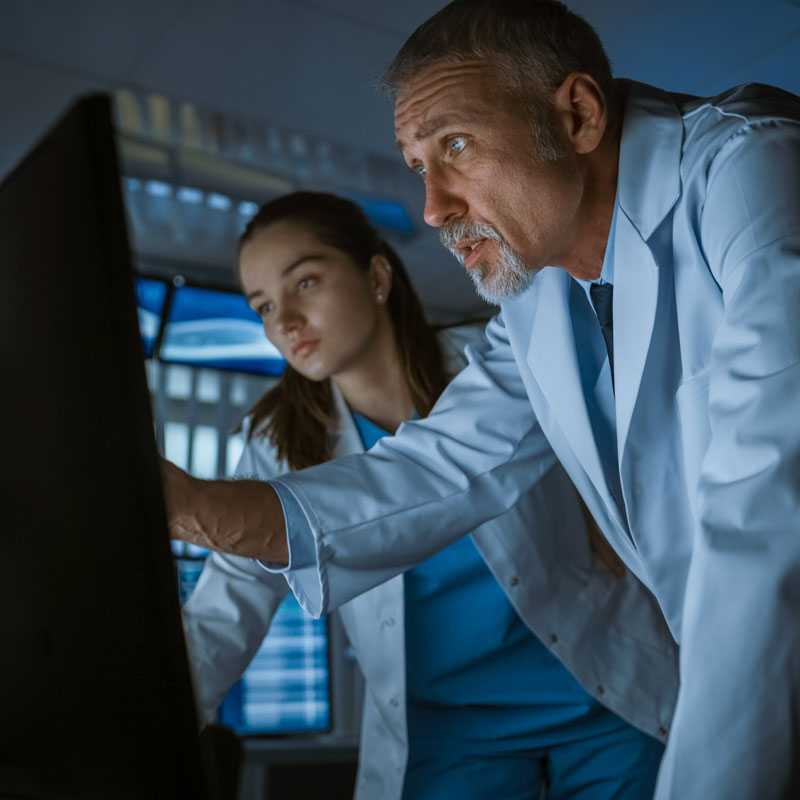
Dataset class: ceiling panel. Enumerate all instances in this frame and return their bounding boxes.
[0,52,106,180]
[0,0,189,79]
[301,0,446,37]
[126,0,406,156]
[4,0,799,168]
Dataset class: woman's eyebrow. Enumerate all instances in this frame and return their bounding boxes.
[281,254,324,277]
[246,254,324,303]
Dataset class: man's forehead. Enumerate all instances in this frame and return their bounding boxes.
[393,59,499,147]
[394,59,492,115]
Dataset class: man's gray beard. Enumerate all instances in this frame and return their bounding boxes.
[440,221,536,305]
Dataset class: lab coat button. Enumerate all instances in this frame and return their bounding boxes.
[390,696,399,708]
[549,633,558,644]
[597,685,605,695]
[509,576,519,587]
[383,617,395,627]
[658,726,668,737]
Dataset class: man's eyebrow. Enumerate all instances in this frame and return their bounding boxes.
[245,255,323,302]
[395,113,462,152]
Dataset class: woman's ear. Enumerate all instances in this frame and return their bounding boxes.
[369,254,393,303]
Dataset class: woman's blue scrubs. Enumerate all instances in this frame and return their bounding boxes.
[352,411,663,800]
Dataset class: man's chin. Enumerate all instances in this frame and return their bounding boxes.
[469,262,537,305]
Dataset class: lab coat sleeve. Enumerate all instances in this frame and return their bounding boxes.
[273,312,557,617]
[655,119,800,798]
[182,434,291,723]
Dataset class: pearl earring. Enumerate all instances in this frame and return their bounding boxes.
[376,293,384,302]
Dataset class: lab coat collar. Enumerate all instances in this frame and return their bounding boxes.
[615,80,683,241]
[612,81,682,457]
[329,382,366,458]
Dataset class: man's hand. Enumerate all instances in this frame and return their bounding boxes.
[160,458,289,565]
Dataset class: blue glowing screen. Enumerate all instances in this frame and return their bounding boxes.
[218,593,330,735]
[134,277,168,358]
[348,194,415,235]
[159,285,286,376]
[175,558,330,736]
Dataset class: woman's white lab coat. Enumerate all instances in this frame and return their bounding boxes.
[182,327,678,800]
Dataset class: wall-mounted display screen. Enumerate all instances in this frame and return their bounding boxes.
[159,284,286,376]
[171,555,330,736]
[218,594,331,736]
[134,276,169,358]
[349,194,414,235]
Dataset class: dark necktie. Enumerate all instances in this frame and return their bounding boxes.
[590,281,614,388]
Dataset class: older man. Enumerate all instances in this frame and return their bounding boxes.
[165,1,800,797]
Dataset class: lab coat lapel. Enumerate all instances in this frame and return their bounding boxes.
[613,80,683,459]
[612,213,659,453]
[527,269,620,520]
[330,384,365,457]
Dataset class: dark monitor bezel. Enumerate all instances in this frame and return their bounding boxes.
[0,93,219,799]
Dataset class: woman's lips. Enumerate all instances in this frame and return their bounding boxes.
[292,339,319,358]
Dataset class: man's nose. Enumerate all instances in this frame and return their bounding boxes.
[422,167,467,228]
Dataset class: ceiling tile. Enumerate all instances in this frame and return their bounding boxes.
[0,0,190,79]
[0,52,109,180]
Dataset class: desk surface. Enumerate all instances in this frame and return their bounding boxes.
[241,735,359,765]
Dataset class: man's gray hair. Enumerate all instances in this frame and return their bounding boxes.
[381,0,615,160]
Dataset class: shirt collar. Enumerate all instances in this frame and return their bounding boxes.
[573,197,618,302]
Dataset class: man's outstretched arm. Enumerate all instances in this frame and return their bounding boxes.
[161,459,289,565]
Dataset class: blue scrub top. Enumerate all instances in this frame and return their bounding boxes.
[351,410,600,746]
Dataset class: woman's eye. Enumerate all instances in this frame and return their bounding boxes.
[256,301,273,317]
[298,276,316,290]
[448,136,467,155]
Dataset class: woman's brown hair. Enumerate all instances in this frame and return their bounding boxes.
[238,191,448,470]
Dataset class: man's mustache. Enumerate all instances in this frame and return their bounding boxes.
[439,220,506,259]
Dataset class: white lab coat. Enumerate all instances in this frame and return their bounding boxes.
[272,82,800,799]
[183,328,678,800]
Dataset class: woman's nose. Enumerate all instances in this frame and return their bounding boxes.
[274,302,304,336]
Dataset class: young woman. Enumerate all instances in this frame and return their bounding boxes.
[182,192,673,800]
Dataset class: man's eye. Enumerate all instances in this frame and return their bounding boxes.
[413,163,427,181]
[256,302,273,317]
[448,136,467,155]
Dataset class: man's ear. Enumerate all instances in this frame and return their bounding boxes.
[553,71,608,155]
[369,254,393,303]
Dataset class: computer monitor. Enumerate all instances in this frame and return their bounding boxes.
[0,95,220,799]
